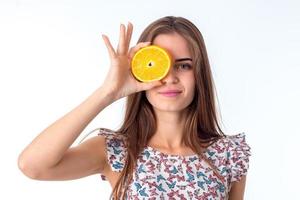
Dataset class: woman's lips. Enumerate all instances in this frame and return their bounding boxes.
[159,91,182,97]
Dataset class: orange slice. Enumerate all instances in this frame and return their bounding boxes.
[131,45,171,82]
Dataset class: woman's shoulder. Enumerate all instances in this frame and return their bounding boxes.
[223,132,251,156]
[214,132,252,182]
[97,128,127,146]
[97,128,127,175]
[208,132,251,152]
[97,127,127,156]
[97,127,125,139]
[222,132,249,145]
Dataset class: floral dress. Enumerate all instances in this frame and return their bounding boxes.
[97,128,251,200]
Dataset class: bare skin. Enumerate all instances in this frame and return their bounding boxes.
[17,22,162,180]
[145,32,248,199]
[146,32,195,151]
[18,22,247,199]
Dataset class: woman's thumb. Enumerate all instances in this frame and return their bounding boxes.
[141,80,163,91]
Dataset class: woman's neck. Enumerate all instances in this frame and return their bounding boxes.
[150,110,187,149]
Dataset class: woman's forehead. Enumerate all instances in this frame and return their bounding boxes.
[152,33,192,60]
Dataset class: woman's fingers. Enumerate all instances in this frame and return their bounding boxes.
[117,24,126,55]
[102,34,116,58]
[103,22,134,58]
[137,80,163,92]
[128,42,151,59]
[125,22,133,53]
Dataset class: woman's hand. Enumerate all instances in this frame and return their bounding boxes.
[100,22,162,100]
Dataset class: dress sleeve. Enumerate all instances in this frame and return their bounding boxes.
[226,132,251,182]
[97,128,127,181]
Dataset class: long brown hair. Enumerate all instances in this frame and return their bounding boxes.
[109,16,226,199]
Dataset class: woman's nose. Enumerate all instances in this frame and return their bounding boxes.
[160,66,179,84]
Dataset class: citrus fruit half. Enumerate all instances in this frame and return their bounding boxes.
[131,45,171,82]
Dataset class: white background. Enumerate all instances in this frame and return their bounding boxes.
[1,0,299,199]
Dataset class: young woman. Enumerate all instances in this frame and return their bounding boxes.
[18,16,251,200]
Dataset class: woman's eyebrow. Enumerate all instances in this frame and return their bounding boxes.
[175,58,193,62]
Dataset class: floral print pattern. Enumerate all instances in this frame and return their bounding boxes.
[98,128,251,199]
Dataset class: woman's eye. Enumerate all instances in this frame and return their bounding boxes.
[176,63,192,70]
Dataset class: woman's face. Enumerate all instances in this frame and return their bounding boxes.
[145,32,195,113]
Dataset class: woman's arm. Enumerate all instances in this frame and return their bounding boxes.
[228,175,247,200]
[18,22,162,180]
[18,86,115,179]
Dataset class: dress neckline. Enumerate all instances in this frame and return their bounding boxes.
[144,145,199,159]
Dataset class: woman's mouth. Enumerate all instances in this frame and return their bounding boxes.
[159,91,182,97]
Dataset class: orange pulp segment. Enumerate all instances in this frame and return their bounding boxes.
[131,45,171,82]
